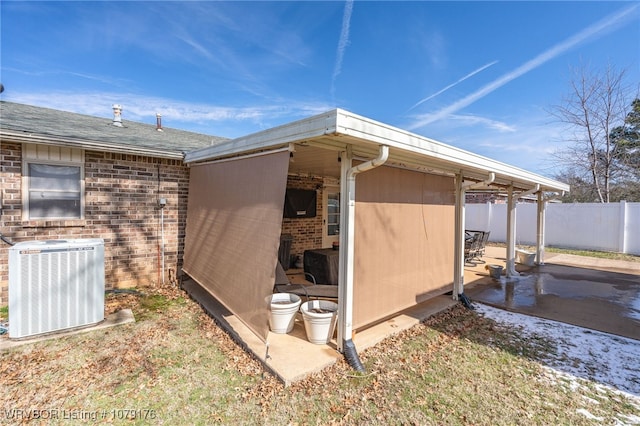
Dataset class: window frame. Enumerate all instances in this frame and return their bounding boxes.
[22,145,85,221]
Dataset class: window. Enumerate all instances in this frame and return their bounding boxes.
[327,192,340,236]
[23,144,84,220]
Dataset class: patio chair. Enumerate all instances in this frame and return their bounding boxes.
[477,231,490,259]
[464,230,483,265]
[273,262,339,300]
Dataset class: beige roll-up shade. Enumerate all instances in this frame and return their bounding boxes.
[183,150,290,342]
[353,166,455,329]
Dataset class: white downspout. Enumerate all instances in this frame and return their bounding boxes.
[338,145,389,358]
[462,172,496,191]
[518,184,540,201]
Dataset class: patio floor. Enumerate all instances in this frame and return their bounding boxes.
[181,245,640,385]
[465,246,640,341]
[180,278,459,386]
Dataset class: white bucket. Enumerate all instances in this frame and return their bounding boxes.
[268,293,302,334]
[487,264,503,279]
[300,300,338,344]
[516,249,536,266]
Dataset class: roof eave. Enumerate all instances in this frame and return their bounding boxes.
[183,108,569,194]
[1,130,186,160]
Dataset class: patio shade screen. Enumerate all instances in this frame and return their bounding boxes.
[183,150,290,342]
[353,167,455,329]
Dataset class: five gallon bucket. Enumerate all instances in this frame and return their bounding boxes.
[487,264,503,279]
[268,293,302,334]
[300,300,338,344]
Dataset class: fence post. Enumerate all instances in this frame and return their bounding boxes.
[618,200,627,254]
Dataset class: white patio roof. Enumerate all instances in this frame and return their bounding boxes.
[185,108,569,193]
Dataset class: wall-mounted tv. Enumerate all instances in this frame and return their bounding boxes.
[283,188,317,218]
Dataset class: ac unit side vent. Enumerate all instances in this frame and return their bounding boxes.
[9,239,105,339]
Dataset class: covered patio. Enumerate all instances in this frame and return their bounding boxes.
[181,109,569,380]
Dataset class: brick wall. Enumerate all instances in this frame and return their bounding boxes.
[0,142,190,305]
[280,175,324,266]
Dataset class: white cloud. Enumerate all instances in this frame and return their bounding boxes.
[409,61,499,111]
[408,3,640,131]
[331,0,354,99]
[442,114,516,133]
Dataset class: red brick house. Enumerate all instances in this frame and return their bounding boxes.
[0,101,227,305]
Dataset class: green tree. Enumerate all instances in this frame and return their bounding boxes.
[611,98,640,177]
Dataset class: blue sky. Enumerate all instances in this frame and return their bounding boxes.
[1,1,639,176]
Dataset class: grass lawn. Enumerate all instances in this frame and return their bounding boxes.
[1,286,638,425]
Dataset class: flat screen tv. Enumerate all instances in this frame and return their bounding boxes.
[283,188,317,218]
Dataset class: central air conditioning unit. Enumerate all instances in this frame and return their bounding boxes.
[8,239,105,339]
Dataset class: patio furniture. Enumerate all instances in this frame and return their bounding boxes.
[465,230,489,264]
[273,262,338,300]
[303,248,340,285]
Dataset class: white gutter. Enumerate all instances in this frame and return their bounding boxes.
[338,145,389,364]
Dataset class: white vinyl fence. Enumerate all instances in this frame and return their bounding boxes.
[465,201,640,255]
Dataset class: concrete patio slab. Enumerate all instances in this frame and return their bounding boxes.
[181,278,457,386]
[465,246,640,341]
[0,309,135,351]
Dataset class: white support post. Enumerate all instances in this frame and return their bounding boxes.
[453,173,465,300]
[506,185,519,277]
[619,200,628,254]
[536,191,546,265]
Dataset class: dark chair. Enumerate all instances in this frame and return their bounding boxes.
[273,262,338,300]
[478,231,490,258]
[464,230,490,264]
[464,230,483,264]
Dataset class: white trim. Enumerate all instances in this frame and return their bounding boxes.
[22,144,85,221]
[188,146,291,167]
[322,184,341,248]
[3,131,185,159]
[184,109,569,193]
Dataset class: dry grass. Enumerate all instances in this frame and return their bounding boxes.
[1,286,638,425]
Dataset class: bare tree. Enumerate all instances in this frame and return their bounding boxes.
[550,63,633,203]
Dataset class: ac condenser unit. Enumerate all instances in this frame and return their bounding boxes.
[9,239,105,339]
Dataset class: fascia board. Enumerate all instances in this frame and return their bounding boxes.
[184,110,340,164]
[182,107,569,193]
[334,110,570,193]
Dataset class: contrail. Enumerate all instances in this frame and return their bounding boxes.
[409,60,498,111]
[331,0,354,100]
[409,3,639,130]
